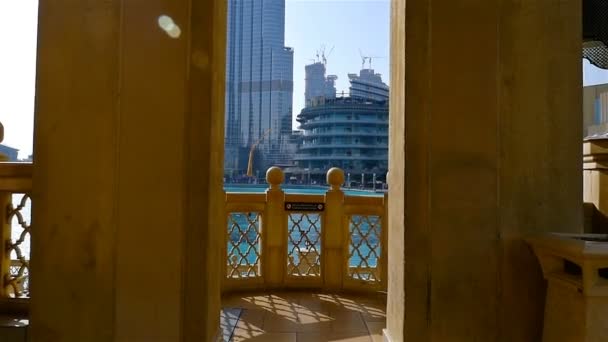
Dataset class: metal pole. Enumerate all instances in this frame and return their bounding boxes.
[373,173,376,191]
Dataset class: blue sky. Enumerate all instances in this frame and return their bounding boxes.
[584,59,608,86]
[0,1,38,158]
[1,0,608,158]
[285,0,391,124]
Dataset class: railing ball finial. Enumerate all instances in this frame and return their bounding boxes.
[327,167,345,190]
[266,166,284,190]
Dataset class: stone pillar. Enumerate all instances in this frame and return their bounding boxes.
[324,168,345,291]
[30,0,225,341]
[387,1,582,341]
[0,153,9,299]
[264,167,286,288]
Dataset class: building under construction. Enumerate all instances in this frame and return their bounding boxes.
[290,65,389,186]
[304,62,337,107]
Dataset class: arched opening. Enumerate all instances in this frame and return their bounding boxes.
[219,1,391,340]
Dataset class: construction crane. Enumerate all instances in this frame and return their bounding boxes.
[321,45,334,65]
[308,45,336,65]
[246,128,271,177]
[359,49,386,69]
[359,49,368,69]
[366,56,386,69]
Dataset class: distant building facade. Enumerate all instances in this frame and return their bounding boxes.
[0,144,19,161]
[293,67,389,184]
[348,69,390,102]
[584,83,608,138]
[224,0,294,175]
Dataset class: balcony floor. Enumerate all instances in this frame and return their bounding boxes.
[220,292,386,342]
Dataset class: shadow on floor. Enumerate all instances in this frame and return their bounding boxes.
[220,292,386,342]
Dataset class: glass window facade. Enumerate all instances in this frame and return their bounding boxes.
[225,0,294,174]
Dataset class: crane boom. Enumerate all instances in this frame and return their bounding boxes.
[247,128,271,177]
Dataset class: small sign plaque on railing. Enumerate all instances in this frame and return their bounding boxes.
[285,202,325,212]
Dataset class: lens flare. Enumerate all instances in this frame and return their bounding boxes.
[158,15,181,39]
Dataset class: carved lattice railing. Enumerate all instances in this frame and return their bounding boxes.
[0,162,33,307]
[222,167,387,293]
[6,194,31,297]
[224,193,266,289]
[226,212,262,279]
[343,195,387,288]
[347,215,382,283]
[287,212,322,278]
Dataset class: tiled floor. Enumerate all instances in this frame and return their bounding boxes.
[220,292,386,342]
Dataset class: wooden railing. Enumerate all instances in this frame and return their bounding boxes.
[0,159,32,314]
[222,167,388,293]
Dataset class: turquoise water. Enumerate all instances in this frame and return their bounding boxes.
[227,212,381,273]
[224,184,384,197]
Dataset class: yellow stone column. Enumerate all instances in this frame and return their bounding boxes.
[387,0,582,341]
[264,167,286,288]
[30,0,225,341]
[0,152,9,299]
[381,191,388,288]
[323,168,345,291]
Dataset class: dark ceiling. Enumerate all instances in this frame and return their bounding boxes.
[583,0,608,69]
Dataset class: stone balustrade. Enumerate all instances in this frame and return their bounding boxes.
[0,160,387,317]
[223,167,388,293]
[0,123,32,317]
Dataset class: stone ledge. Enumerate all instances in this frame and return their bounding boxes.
[583,139,608,157]
[0,315,28,342]
[383,328,393,342]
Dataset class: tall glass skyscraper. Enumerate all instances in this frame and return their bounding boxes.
[225,0,294,175]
